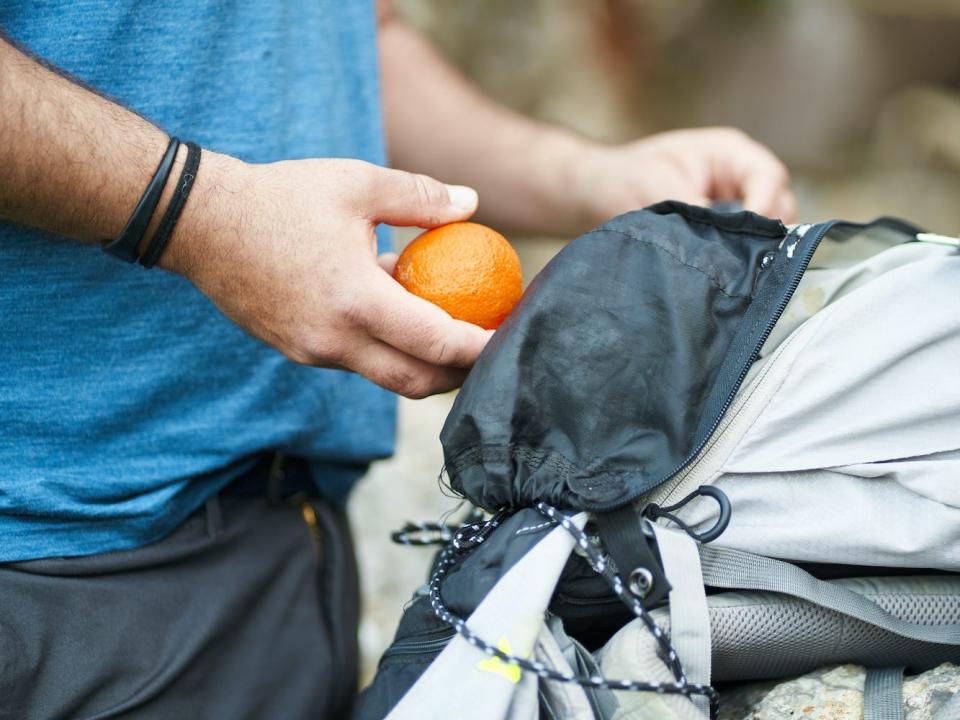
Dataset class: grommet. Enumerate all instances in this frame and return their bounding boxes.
[628,567,654,598]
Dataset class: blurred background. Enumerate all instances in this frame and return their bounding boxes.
[349,0,960,682]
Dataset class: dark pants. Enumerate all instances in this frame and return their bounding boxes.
[0,470,360,720]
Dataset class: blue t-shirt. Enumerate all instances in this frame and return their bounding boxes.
[0,1,396,561]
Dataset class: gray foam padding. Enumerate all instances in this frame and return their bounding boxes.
[650,576,960,681]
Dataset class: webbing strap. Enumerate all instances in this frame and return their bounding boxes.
[652,525,712,717]
[863,667,904,720]
[699,545,960,645]
[595,506,671,607]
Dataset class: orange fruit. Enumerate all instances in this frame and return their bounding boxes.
[394,222,523,330]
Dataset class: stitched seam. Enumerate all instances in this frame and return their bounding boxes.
[670,215,785,238]
[583,227,756,299]
[629,209,787,238]
[446,443,639,488]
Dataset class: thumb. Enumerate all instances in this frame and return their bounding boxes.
[365,167,478,227]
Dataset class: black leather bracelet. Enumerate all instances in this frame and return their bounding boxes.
[139,142,201,269]
[102,136,180,263]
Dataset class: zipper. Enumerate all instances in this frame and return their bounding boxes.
[650,217,930,510]
[552,591,619,607]
[299,499,353,718]
[551,591,624,619]
[650,222,830,493]
[649,310,820,509]
[380,631,455,660]
[300,499,324,562]
[607,221,834,511]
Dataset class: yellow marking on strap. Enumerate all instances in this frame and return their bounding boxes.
[477,636,522,684]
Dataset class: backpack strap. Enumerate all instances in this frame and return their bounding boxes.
[651,524,712,717]
[699,545,960,645]
[594,507,671,607]
[863,667,905,720]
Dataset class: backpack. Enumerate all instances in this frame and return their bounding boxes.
[355,202,960,720]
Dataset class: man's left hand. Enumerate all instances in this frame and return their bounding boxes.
[569,127,797,226]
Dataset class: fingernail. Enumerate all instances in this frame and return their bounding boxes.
[445,185,478,213]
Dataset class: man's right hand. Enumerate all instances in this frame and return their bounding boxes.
[162,154,491,398]
[0,35,490,399]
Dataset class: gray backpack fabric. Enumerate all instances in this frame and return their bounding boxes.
[356,204,960,720]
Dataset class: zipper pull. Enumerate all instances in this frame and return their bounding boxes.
[780,224,812,259]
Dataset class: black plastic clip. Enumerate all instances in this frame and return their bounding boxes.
[644,485,731,544]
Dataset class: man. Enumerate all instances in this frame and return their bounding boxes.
[0,1,795,718]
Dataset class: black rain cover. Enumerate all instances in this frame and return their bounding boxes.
[440,201,793,512]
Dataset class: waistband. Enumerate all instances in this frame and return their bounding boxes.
[222,453,315,502]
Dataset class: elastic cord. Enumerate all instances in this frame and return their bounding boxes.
[102,137,180,263]
[140,142,201,269]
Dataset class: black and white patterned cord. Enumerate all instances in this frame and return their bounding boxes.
[426,501,720,718]
[391,507,486,547]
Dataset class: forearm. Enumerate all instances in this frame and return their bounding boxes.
[379,18,596,236]
[0,35,189,249]
[0,31,494,397]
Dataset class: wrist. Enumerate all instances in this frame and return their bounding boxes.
[561,141,623,232]
[157,149,251,278]
[531,130,612,236]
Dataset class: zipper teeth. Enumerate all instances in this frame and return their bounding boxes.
[655,309,814,508]
[654,353,773,507]
[609,222,832,511]
[553,592,621,607]
[381,633,455,658]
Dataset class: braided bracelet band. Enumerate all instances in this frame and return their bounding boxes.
[102,136,180,263]
[139,142,201,269]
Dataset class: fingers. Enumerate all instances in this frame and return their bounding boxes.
[715,130,795,220]
[360,272,492,367]
[671,191,712,210]
[776,189,799,224]
[741,164,793,219]
[344,336,469,398]
[335,271,488,397]
[363,166,478,228]
[289,266,488,396]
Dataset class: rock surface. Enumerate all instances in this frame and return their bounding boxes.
[719,664,960,720]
